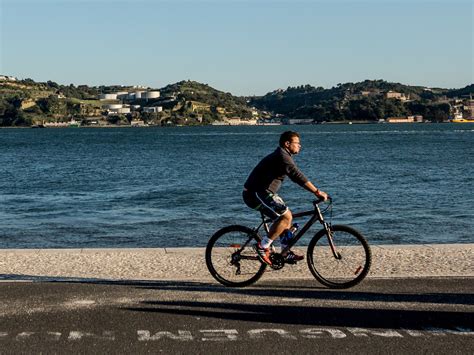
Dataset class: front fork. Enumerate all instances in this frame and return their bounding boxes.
[323,222,341,260]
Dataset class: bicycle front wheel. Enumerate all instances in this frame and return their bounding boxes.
[206,225,266,287]
[307,225,371,289]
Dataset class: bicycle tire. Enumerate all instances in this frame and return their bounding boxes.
[307,225,371,289]
[206,225,267,287]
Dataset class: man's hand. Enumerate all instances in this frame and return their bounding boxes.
[304,181,329,201]
[315,189,329,201]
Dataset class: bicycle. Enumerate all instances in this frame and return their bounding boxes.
[205,198,371,289]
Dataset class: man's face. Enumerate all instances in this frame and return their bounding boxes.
[286,137,301,155]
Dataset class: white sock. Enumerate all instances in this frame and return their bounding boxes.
[260,237,273,249]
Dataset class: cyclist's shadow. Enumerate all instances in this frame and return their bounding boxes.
[123,279,473,330]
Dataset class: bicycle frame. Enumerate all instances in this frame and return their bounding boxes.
[254,200,340,259]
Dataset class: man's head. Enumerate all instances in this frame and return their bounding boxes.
[279,131,301,155]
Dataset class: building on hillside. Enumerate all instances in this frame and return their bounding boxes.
[98,90,160,102]
[190,102,211,112]
[468,99,474,119]
[385,91,410,101]
[134,91,146,99]
[103,103,130,115]
[143,106,163,113]
[0,75,17,81]
[223,118,257,125]
[386,115,423,123]
[42,119,81,127]
[99,93,118,100]
[360,90,381,97]
[143,91,160,99]
[116,91,129,100]
[130,119,147,127]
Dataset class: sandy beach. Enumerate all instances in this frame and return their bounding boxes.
[0,244,472,283]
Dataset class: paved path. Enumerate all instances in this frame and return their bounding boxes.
[0,278,473,354]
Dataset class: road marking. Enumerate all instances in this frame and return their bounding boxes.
[200,329,239,341]
[248,329,297,340]
[15,332,35,341]
[0,327,472,342]
[68,331,115,341]
[281,298,304,302]
[348,328,403,338]
[137,330,193,341]
[300,328,347,339]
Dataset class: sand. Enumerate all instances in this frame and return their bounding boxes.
[0,244,472,283]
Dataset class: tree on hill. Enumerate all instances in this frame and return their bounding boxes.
[445,84,474,98]
[0,95,30,126]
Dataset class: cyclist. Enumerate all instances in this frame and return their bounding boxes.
[242,130,329,266]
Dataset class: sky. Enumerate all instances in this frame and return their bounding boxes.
[1,0,472,96]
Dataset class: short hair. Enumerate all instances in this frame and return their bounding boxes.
[279,131,300,147]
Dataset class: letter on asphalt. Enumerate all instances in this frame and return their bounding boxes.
[137,330,193,341]
[200,329,238,341]
[300,328,347,339]
[248,329,297,340]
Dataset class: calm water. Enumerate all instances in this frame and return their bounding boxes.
[0,123,473,248]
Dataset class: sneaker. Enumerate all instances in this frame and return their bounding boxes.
[284,250,304,264]
[255,241,273,266]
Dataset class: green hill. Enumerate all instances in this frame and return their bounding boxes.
[155,80,254,124]
[1,77,472,126]
[249,80,473,122]
[0,78,256,126]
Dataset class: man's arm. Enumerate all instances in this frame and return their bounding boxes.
[281,150,329,200]
[303,181,329,201]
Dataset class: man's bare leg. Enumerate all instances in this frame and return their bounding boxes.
[268,210,292,241]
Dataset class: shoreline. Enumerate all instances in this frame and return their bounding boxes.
[2,121,472,130]
[0,244,472,282]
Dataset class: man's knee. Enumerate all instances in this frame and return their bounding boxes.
[281,209,292,224]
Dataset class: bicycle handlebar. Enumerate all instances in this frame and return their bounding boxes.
[313,196,332,205]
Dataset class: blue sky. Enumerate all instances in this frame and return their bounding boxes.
[1,0,472,95]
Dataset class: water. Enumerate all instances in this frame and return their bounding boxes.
[0,123,472,248]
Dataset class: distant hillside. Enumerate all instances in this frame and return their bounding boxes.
[1,77,472,126]
[0,78,256,126]
[156,80,254,124]
[249,80,473,122]
[446,84,474,98]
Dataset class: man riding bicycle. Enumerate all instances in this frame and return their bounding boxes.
[242,130,329,266]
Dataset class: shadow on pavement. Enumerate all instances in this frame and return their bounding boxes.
[1,274,473,308]
[124,300,474,330]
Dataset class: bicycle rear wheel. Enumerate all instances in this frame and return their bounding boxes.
[307,225,371,289]
[206,225,266,287]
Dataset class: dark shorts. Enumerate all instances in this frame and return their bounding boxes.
[242,189,289,221]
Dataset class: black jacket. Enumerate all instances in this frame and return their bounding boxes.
[244,147,308,194]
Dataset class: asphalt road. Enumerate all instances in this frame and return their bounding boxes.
[0,277,473,354]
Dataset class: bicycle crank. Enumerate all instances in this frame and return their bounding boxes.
[269,253,285,270]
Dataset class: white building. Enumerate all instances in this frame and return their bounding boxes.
[103,103,131,115]
[143,91,160,99]
[143,106,163,113]
[99,93,118,100]
[116,91,129,100]
[134,91,146,99]
[286,118,314,125]
[224,118,258,125]
[0,75,17,81]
